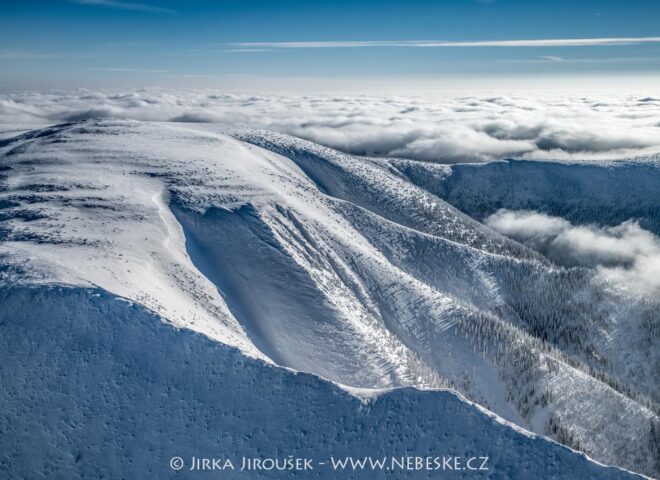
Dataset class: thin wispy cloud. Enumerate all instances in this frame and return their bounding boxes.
[87,67,170,73]
[229,36,660,49]
[74,0,176,14]
[98,42,156,48]
[502,56,660,64]
[0,51,57,60]
[221,49,280,53]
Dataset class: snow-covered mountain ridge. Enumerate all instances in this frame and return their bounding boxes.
[389,157,660,235]
[1,285,645,479]
[0,119,657,477]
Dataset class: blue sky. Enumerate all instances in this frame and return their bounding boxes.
[1,0,660,91]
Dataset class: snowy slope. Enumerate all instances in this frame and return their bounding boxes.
[390,158,660,235]
[0,119,658,477]
[0,285,645,480]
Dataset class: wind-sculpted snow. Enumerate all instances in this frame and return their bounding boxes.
[0,286,644,479]
[2,89,660,162]
[228,127,540,261]
[0,120,658,477]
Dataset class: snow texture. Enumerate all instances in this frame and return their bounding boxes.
[0,285,645,479]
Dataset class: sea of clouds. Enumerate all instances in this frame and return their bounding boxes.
[486,209,660,295]
[1,89,659,163]
[2,89,659,292]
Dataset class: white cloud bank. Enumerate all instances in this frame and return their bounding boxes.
[485,209,660,295]
[1,89,660,162]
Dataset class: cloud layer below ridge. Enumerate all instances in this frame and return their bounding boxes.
[486,209,660,294]
[1,89,660,163]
